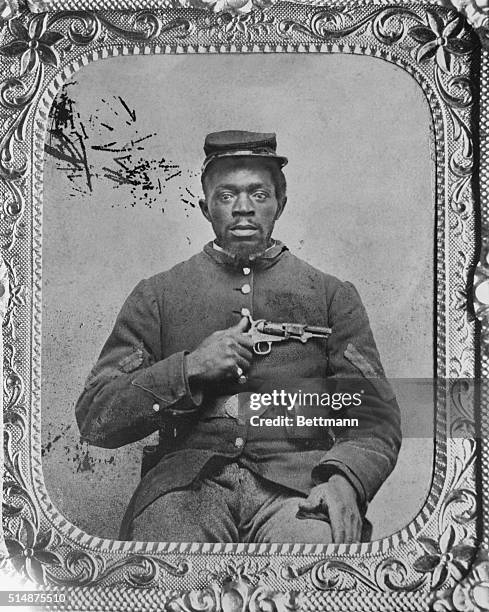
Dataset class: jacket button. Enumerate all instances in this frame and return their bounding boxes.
[241,284,251,294]
[234,437,244,448]
[243,267,251,275]
[152,403,160,412]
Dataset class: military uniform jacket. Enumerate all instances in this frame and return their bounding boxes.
[75,242,402,535]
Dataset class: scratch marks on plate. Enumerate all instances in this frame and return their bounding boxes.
[45,82,93,193]
[41,423,72,457]
[42,422,117,474]
[45,82,200,213]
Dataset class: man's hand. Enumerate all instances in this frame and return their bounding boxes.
[297,474,362,543]
[186,317,253,386]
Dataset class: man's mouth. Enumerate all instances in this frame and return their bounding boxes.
[229,224,259,237]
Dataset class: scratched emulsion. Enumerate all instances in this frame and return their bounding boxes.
[41,423,116,473]
[42,83,200,470]
[41,421,110,473]
[46,83,199,213]
[45,81,93,193]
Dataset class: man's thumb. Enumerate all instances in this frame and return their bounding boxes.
[234,316,250,332]
[297,499,317,512]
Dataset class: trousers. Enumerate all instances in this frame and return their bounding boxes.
[128,461,334,543]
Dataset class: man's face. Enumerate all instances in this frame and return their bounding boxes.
[200,158,286,259]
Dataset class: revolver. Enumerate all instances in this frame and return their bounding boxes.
[239,308,332,355]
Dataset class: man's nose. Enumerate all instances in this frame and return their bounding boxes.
[232,192,255,215]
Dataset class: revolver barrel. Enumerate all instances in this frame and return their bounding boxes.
[304,325,332,337]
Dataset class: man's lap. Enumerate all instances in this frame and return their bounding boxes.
[128,462,333,544]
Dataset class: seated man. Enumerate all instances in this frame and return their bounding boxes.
[75,130,401,544]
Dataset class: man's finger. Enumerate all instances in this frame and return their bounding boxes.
[326,498,349,543]
[351,514,363,542]
[344,508,362,542]
[235,333,253,349]
[328,509,346,543]
[234,354,251,372]
[235,344,253,361]
[329,505,360,543]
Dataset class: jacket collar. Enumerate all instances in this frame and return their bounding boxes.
[203,240,288,271]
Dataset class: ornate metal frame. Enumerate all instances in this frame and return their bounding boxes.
[0,0,487,609]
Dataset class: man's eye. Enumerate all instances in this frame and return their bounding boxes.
[253,192,269,201]
[218,193,234,202]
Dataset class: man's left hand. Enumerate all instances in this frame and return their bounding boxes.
[297,474,362,543]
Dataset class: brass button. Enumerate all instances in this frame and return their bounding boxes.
[152,403,160,412]
[243,267,251,275]
[241,284,251,294]
[235,437,244,448]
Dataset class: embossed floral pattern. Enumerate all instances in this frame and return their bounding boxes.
[413,526,475,589]
[200,0,273,14]
[0,0,19,20]
[5,525,61,585]
[166,562,301,612]
[166,576,300,612]
[451,560,489,611]
[0,14,63,75]
[201,0,252,13]
[474,239,489,348]
[433,557,489,612]
[409,12,472,72]
[445,0,489,29]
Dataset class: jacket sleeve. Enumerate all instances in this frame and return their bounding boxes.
[75,279,201,449]
[311,281,402,509]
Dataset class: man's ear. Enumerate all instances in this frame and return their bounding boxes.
[199,198,211,222]
[275,196,287,220]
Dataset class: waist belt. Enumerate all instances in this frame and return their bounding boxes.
[202,395,241,419]
[202,393,271,420]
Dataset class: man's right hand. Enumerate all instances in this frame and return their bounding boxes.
[185,317,253,386]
